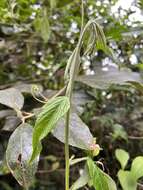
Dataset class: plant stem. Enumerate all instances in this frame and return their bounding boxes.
[64,1,85,189]
[65,109,70,190]
[24,187,29,190]
[81,0,84,33]
[65,47,79,189]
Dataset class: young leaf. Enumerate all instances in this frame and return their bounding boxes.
[131,156,143,180]
[30,96,70,162]
[0,88,24,110]
[52,112,93,150]
[70,166,89,190]
[34,8,50,43]
[115,149,129,170]
[103,172,117,190]
[112,124,128,141]
[87,158,117,190]
[6,123,39,188]
[41,15,50,43]
[118,170,137,190]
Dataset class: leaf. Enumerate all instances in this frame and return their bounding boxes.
[87,158,117,190]
[70,166,89,190]
[0,181,13,190]
[103,172,117,190]
[30,96,70,162]
[52,112,93,150]
[128,81,143,94]
[76,67,142,90]
[14,83,43,94]
[50,0,57,9]
[0,109,16,119]
[72,90,92,113]
[131,156,143,180]
[118,170,137,190]
[34,9,50,43]
[6,123,39,188]
[115,149,129,170]
[112,124,128,141]
[2,116,21,131]
[40,15,50,43]
[0,88,24,110]
[57,0,71,7]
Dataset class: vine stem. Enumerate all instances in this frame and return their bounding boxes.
[24,186,29,190]
[64,1,85,190]
[81,0,84,33]
[65,110,70,190]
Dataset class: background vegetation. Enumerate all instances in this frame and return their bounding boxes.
[0,0,143,189]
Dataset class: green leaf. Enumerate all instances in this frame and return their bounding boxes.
[6,123,39,188]
[40,15,50,43]
[34,9,50,43]
[0,88,24,110]
[103,172,117,190]
[30,96,70,162]
[112,124,128,141]
[52,112,93,150]
[118,170,137,190]
[87,158,117,190]
[76,67,142,89]
[128,81,143,95]
[70,166,89,190]
[0,181,13,190]
[87,158,107,190]
[50,0,57,9]
[131,156,143,180]
[115,149,129,170]
[57,0,71,7]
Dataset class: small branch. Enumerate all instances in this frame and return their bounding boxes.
[70,156,88,166]
[128,136,143,140]
[137,182,143,188]
[20,111,35,123]
[52,86,67,99]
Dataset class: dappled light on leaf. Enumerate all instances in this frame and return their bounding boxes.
[6,123,39,188]
[0,88,24,110]
[76,67,143,89]
[52,112,93,150]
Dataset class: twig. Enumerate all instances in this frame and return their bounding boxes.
[128,136,143,140]
[137,182,143,188]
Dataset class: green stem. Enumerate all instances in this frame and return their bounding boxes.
[81,0,84,33]
[64,1,85,190]
[65,109,70,190]
[24,187,29,190]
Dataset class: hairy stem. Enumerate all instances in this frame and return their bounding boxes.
[65,110,70,190]
[64,1,85,189]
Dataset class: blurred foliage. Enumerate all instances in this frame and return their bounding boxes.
[0,0,143,189]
